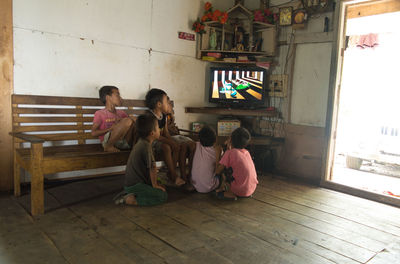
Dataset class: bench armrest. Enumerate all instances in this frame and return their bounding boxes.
[178,129,199,135]
[9,132,45,143]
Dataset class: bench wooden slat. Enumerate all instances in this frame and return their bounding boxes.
[13,125,92,133]
[17,144,104,156]
[13,107,148,115]
[36,133,97,141]
[12,94,146,107]
[42,153,129,174]
[14,116,94,123]
[15,132,97,142]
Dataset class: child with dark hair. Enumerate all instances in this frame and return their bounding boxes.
[145,88,185,186]
[191,126,223,193]
[215,127,258,199]
[91,86,136,152]
[114,114,167,206]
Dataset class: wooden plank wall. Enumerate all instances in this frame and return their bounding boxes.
[276,124,325,184]
[0,0,13,191]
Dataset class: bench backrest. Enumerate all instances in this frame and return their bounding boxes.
[12,94,148,147]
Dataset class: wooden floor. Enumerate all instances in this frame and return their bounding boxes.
[1,174,400,264]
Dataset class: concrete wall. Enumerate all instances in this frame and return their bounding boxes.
[12,0,334,183]
[13,0,233,130]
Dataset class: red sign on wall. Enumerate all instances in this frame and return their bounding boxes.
[178,32,195,41]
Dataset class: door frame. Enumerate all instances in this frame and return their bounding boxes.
[321,0,400,207]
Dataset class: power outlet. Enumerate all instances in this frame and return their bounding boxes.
[269,74,288,97]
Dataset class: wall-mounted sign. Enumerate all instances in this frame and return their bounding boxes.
[178,32,195,41]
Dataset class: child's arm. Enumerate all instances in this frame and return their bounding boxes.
[91,122,114,137]
[216,163,225,175]
[214,145,223,174]
[157,135,179,149]
[150,163,166,192]
[162,122,172,139]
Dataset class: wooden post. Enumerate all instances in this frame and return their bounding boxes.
[0,0,14,191]
[31,143,44,216]
[13,143,21,196]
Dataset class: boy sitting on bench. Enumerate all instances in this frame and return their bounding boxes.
[91,85,136,152]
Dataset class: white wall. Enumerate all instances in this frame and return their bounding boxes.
[13,0,233,130]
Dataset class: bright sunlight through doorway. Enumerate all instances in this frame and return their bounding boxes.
[330,10,400,199]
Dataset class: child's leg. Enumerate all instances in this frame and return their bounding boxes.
[161,143,185,186]
[125,183,167,206]
[179,142,188,181]
[104,118,133,152]
[124,117,137,146]
[187,141,196,179]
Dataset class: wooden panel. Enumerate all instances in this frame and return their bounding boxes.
[20,133,96,142]
[347,0,400,19]
[276,124,325,183]
[14,116,94,123]
[13,107,147,115]
[0,0,13,191]
[12,133,96,143]
[16,144,104,157]
[42,153,130,174]
[12,94,146,107]
[14,125,92,133]
[30,143,44,215]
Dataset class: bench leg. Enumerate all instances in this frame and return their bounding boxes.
[13,152,21,197]
[31,143,44,216]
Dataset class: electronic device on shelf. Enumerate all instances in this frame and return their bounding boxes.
[208,66,268,109]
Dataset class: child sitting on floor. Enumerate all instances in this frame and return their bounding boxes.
[91,85,136,152]
[114,114,167,206]
[215,127,258,200]
[191,126,223,193]
[145,88,185,186]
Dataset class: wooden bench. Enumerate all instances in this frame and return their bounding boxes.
[10,94,149,215]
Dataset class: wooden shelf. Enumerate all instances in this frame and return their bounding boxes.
[185,107,277,117]
[200,50,272,55]
[217,135,284,146]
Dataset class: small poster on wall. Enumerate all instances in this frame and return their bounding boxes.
[178,32,195,41]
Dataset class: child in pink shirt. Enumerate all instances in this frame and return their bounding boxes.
[91,86,136,152]
[216,127,258,199]
[191,126,222,193]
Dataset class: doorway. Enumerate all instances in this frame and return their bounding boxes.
[324,0,400,205]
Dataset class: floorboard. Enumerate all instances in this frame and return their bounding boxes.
[1,174,400,263]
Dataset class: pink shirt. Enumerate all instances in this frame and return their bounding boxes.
[191,142,219,193]
[93,108,128,141]
[219,148,258,197]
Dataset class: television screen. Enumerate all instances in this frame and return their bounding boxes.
[209,66,267,107]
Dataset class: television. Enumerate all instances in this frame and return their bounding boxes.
[208,66,268,108]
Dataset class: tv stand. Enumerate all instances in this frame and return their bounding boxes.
[184,106,283,146]
[185,107,277,117]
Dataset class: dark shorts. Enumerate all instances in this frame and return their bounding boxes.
[151,140,163,160]
[102,131,131,150]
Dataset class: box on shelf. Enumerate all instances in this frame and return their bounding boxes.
[217,119,241,136]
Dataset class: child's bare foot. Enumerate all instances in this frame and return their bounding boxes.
[104,145,120,152]
[124,194,137,205]
[183,183,195,192]
[114,193,136,205]
[175,177,185,186]
[214,191,237,201]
